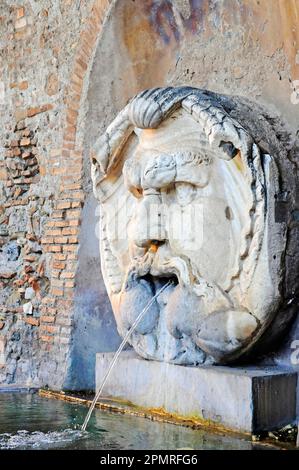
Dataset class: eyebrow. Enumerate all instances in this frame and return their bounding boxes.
[124,150,211,186]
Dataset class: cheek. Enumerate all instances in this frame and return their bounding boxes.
[103,199,136,268]
[167,202,204,254]
[104,224,130,273]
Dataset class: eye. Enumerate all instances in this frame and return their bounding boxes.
[175,182,196,206]
[123,159,142,198]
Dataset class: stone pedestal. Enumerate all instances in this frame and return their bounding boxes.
[96,351,297,434]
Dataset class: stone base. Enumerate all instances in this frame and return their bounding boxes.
[96,351,298,434]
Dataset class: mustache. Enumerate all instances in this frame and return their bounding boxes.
[122,249,233,311]
[123,249,197,290]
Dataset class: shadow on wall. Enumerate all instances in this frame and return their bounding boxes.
[65,196,121,391]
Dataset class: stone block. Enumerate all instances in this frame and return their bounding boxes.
[96,351,297,434]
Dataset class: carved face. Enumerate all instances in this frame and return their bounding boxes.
[91,87,291,365]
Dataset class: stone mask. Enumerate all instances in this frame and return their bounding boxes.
[91,87,298,365]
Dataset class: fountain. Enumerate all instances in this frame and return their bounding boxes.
[90,86,298,435]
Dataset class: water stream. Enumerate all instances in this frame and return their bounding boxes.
[81,280,173,431]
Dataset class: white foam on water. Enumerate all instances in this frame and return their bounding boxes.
[0,428,86,449]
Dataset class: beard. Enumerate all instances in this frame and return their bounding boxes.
[115,245,238,365]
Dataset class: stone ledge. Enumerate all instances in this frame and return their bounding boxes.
[96,351,298,434]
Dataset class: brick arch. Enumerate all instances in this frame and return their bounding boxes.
[39,0,113,370]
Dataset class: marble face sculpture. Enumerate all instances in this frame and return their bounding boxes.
[91,87,298,365]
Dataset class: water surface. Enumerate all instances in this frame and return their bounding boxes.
[0,392,270,450]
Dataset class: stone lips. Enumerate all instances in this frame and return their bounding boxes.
[92,86,298,366]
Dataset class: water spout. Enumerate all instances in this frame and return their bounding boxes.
[81,280,173,431]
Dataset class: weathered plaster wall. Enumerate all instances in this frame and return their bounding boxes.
[0,0,298,391]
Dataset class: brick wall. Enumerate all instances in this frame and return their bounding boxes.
[0,0,112,388]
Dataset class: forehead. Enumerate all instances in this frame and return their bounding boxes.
[127,108,214,171]
[122,110,216,189]
[135,108,208,153]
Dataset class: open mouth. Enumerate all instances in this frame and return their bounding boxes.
[138,273,179,295]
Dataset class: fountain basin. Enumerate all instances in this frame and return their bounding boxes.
[96,351,297,434]
[0,391,277,450]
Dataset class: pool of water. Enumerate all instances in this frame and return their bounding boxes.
[0,392,271,450]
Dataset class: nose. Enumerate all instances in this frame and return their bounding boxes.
[133,189,167,248]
